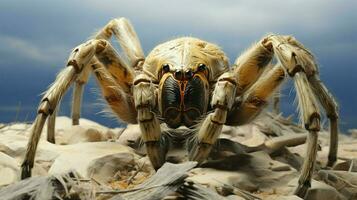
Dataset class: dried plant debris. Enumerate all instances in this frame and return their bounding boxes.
[1,112,357,199]
[0,171,95,200]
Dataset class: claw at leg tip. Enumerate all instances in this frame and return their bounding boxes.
[294,182,310,199]
[145,141,166,170]
[20,166,31,180]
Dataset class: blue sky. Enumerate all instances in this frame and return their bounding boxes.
[0,0,356,132]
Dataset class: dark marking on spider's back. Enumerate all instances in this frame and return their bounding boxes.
[256,51,273,67]
[99,55,113,66]
[247,96,267,107]
[123,67,128,77]
[92,64,103,80]
[105,94,123,103]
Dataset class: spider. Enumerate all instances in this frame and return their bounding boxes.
[21,18,339,198]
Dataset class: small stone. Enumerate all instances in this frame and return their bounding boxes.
[87,152,136,183]
[0,152,19,186]
[117,124,141,146]
[271,165,291,172]
[348,129,357,138]
[226,195,245,200]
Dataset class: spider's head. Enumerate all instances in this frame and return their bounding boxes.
[143,37,229,128]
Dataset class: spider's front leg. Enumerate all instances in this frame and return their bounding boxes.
[22,38,137,179]
[189,72,236,163]
[133,73,167,170]
[21,40,97,179]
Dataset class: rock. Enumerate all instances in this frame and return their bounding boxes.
[54,117,119,144]
[305,181,344,200]
[275,195,303,200]
[239,126,267,147]
[188,151,296,193]
[48,142,136,177]
[0,130,59,163]
[1,113,357,199]
[226,195,245,200]
[0,152,19,186]
[284,178,344,200]
[271,165,292,172]
[0,134,28,159]
[117,124,141,146]
[333,159,357,172]
[348,129,357,138]
[87,152,146,184]
[317,170,357,199]
[0,123,32,136]
[58,125,116,144]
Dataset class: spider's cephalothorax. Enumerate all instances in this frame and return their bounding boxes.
[145,38,229,128]
[21,18,339,198]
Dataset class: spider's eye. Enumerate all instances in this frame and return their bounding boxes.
[162,63,170,73]
[197,63,209,77]
[197,63,207,71]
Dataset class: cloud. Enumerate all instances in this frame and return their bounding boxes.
[0,105,35,112]
[80,0,356,34]
[0,35,48,62]
[0,34,70,66]
[1,0,355,65]
[0,0,355,130]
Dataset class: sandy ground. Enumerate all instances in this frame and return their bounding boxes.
[0,113,356,199]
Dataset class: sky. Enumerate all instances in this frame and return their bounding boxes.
[0,0,356,132]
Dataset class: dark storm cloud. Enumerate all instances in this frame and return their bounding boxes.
[0,0,356,130]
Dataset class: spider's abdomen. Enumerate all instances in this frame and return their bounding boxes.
[159,74,209,128]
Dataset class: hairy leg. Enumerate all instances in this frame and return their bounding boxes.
[22,67,79,179]
[91,57,137,123]
[189,72,237,163]
[71,64,91,125]
[233,38,273,96]
[22,38,136,178]
[133,73,166,170]
[265,34,322,198]
[293,72,320,197]
[71,17,144,125]
[226,64,285,125]
[95,17,145,69]
[227,34,334,197]
[309,75,339,167]
[47,104,58,143]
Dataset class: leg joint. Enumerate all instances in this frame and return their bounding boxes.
[246,96,267,107]
[211,74,237,109]
[288,64,304,77]
[37,100,53,115]
[67,39,99,73]
[305,114,320,131]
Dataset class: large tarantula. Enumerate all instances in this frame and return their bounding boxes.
[21,18,339,198]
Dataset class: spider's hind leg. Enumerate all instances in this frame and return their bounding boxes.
[22,39,110,179]
[21,39,98,178]
[292,72,321,198]
[46,58,92,144]
[22,67,80,179]
[309,75,339,167]
[71,64,92,126]
[70,17,144,125]
[95,17,145,69]
[266,34,323,198]
[91,55,137,124]
[226,64,286,126]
